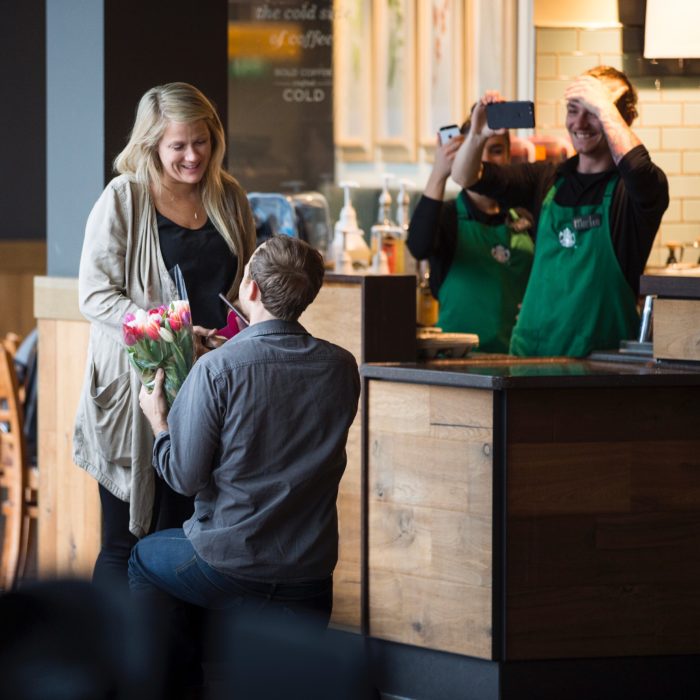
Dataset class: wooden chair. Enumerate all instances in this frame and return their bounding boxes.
[0,342,38,591]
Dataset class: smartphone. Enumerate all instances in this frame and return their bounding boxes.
[219,294,250,330]
[438,124,462,145]
[485,101,535,130]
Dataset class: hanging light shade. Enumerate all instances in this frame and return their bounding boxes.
[644,0,700,59]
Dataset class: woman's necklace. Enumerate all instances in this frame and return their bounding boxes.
[161,184,202,221]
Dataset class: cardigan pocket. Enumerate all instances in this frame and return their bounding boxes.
[89,365,133,468]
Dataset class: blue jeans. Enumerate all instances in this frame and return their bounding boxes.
[94,481,193,591]
[128,528,333,619]
[128,529,333,693]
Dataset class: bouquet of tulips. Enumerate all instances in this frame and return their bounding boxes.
[122,300,195,407]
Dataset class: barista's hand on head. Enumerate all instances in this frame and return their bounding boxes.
[139,368,169,436]
[433,132,465,179]
[564,75,627,120]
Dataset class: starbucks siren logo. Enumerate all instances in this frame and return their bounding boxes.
[558,227,576,248]
[491,245,511,263]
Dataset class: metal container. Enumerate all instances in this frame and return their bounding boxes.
[247,191,332,256]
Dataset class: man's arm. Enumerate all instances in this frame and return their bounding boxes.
[564,76,641,165]
[451,92,504,189]
[139,363,222,497]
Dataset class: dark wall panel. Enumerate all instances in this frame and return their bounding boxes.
[104,0,228,185]
[1,0,46,240]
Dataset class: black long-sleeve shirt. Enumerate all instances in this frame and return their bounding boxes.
[470,145,669,296]
[407,192,510,298]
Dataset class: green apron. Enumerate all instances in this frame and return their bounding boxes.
[437,192,534,353]
[509,176,639,357]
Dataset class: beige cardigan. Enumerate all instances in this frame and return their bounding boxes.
[73,174,252,537]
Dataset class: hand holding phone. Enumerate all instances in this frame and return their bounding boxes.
[485,101,535,130]
[217,293,249,339]
[438,124,462,145]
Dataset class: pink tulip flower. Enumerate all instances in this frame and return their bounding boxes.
[144,314,162,341]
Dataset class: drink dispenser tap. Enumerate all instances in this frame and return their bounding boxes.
[378,173,394,224]
[371,174,405,273]
[332,181,370,272]
[397,179,416,275]
[370,226,390,274]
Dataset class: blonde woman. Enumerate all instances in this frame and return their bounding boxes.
[73,83,256,587]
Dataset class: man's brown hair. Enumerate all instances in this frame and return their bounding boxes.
[247,236,325,321]
[585,65,639,126]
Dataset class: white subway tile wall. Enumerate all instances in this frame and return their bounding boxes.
[683,152,700,173]
[664,199,682,222]
[651,151,682,176]
[536,26,700,266]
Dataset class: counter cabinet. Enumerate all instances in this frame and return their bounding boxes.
[363,358,700,698]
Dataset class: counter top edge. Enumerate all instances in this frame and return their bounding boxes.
[362,359,700,388]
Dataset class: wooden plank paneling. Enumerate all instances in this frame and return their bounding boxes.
[507,442,633,516]
[653,298,700,361]
[370,502,492,587]
[300,282,362,361]
[38,317,99,578]
[368,381,494,658]
[370,569,493,658]
[0,241,46,338]
[369,381,493,437]
[508,512,700,589]
[508,583,700,658]
[300,281,363,629]
[507,386,700,443]
[505,386,700,660]
[370,432,492,513]
[508,584,658,658]
[33,276,83,322]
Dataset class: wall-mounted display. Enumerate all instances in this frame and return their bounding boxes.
[228,0,334,191]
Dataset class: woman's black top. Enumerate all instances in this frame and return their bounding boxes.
[157,213,237,330]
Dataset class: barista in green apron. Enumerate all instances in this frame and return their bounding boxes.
[510,176,638,356]
[438,192,533,352]
[408,118,534,353]
[450,67,669,358]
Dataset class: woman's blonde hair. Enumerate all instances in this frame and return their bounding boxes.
[114,82,254,293]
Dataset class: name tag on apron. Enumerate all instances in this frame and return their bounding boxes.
[572,214,602,231]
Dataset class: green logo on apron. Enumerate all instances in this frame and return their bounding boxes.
[491,244,511,263]
[558,227,576,248]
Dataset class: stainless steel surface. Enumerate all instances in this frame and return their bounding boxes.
[637,295,654,343]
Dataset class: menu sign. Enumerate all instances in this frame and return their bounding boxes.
[228,1,334,192]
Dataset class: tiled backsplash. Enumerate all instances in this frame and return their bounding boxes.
[536,26,700,267]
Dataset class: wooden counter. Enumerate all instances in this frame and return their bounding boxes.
[640,274,700,362]
[35,273,415,632]
[0,240,46,339]
[362,356,700,699]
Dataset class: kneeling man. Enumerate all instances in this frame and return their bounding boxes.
[130,236,360,628]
